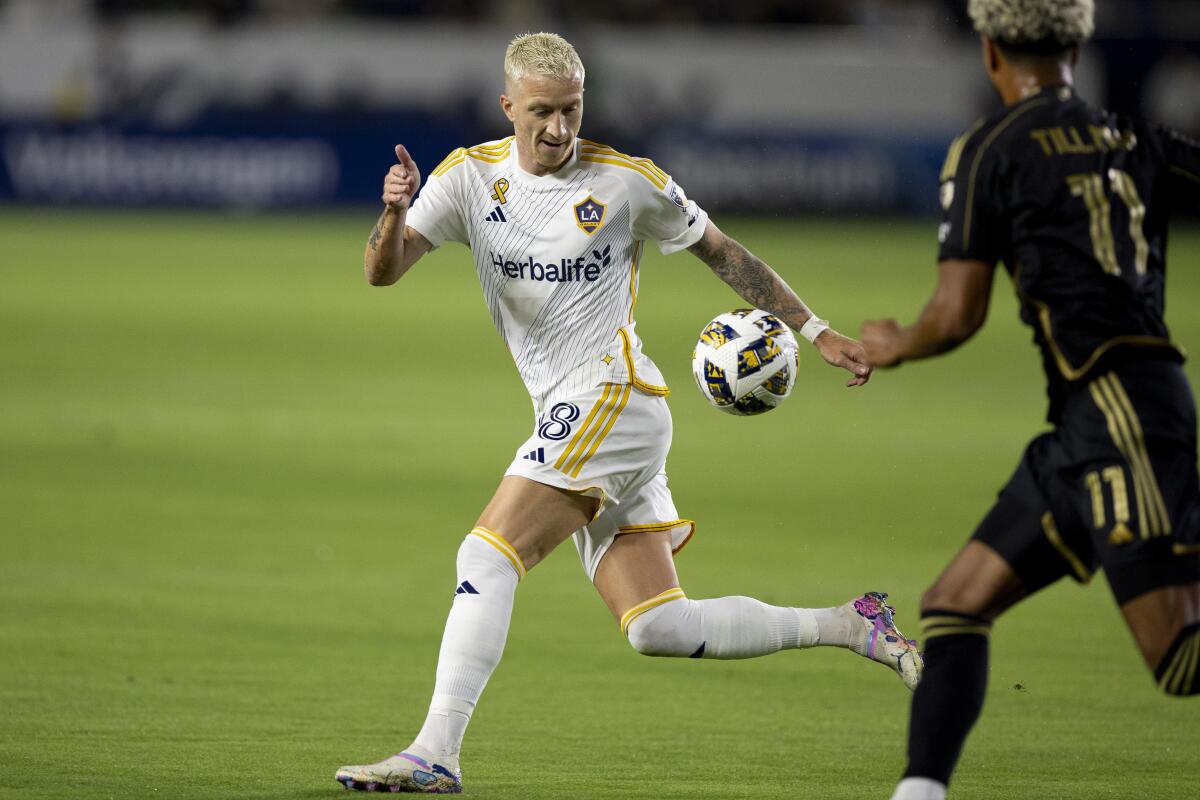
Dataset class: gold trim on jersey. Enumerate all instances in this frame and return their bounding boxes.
[619,587,687,636]
[468,526,527,580]
[627,240,644,324]
[1030,296,1174,382]
[579,154,667,188]
[430,148,465,176]
[1041,512,1093,582]
[1089,374,1172,537]
[1169,165,1200,186]
[580,140,669,181]
[431,154,464,176]
[940,120,986,182]
[579,140,668,189]
[465,140,512,164]
[963,98,1050,251]
[471,139,513,153]
[618,327,670,396]
[431,138,515,177]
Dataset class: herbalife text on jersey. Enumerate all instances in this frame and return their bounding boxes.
[490,251,603,282]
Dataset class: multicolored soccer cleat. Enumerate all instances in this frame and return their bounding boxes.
[845,591,923,690]
[335,751,462,794]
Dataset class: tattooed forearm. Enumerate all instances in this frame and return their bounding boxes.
[692,233,811,328]
[364,208,404,285]
[368,213,385,251]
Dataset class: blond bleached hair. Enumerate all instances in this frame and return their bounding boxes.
[969,0,1094,52]
[504,32,585,84]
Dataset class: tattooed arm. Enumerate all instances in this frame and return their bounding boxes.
[687,220,872,386]
[365,144,433,286]
[365,207,432,286]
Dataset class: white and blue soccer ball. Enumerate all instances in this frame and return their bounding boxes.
[691,308,799,416]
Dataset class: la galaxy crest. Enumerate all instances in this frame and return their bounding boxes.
[573,195,606,235]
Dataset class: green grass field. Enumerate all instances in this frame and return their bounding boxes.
[2,210,1197,799]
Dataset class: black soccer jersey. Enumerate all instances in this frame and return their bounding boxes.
[938,85,1200,419]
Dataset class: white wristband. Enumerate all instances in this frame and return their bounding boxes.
[799,316,830,344]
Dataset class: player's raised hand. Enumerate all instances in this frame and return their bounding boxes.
[860,319,905,368]
[814,329,872,387]
[383,144,421,211]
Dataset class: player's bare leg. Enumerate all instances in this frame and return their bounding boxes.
[919,541,1027,618]
[474,475,598,569]
[592,531,922,685]
[1120,582,1200,694]
[891,541,1028,800]
[592,530,680,620]
[336,477,596,793]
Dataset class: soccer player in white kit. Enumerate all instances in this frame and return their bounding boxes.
[336,32,923,794]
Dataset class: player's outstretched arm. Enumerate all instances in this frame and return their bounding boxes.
[687,220,872,387]
[860,258,995,368]
[365,144,433,286]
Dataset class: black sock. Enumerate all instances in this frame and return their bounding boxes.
[1155,622,1200,696]
[903,609,992,786]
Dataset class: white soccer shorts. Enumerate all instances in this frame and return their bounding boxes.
[504,382,695,580]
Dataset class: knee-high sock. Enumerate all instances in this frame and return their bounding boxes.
[412,528,524,764]
[1155,622,1200,696]
[622,591,823,658]
[902,609,992,787]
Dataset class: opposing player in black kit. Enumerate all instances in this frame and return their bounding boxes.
[861,1,1200,798]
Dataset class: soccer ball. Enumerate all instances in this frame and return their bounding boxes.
[691,308,799,416]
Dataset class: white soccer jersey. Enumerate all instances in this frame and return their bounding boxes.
[406,136,709,411]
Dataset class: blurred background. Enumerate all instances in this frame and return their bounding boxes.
[1,0,1198,214]
[4,4,1200,798]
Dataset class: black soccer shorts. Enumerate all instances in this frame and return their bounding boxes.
[972,357,1200,605]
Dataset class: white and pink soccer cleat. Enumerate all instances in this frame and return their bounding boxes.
[844,591,923,690]
[335,749,462,794]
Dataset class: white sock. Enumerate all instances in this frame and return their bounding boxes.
[411,530,523,764]
[624,593,822,658]
[890,777,947,800]
[811,605,857,647]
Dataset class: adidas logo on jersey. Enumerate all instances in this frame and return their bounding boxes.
[522,447,545,464]
[455,581,480,595]
[484,206,507,223]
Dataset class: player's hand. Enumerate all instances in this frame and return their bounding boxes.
[383,144,421,211]
[814,329,872,387]
[860,319,905,368]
